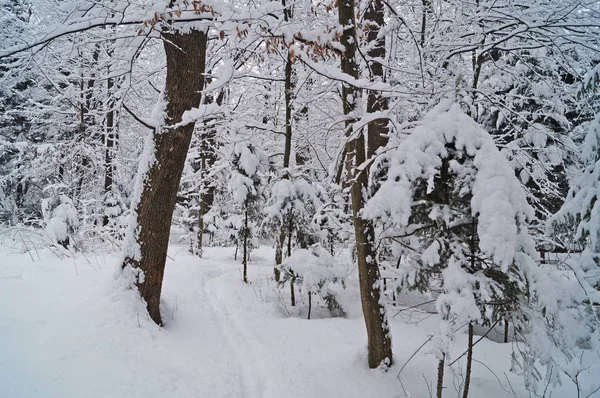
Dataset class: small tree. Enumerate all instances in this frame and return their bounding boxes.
[264,169,319,302]
[312,183,353,256]
[228,139,265,283]
[279,245,347,319]
[366,101,598,395]
[41,188,79,249]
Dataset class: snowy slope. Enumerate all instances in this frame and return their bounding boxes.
[0,245,595,398]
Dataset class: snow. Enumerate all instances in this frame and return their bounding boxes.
[281,245,346,294]
[1,243,597,398]
[41,194,78,245]
[365,100,536,269]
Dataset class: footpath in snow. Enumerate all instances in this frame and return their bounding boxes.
[0,245,594,397]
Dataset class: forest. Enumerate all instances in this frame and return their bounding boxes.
[0,0,599,397]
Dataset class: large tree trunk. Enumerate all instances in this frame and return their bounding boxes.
[121,29,207,325]
[339,0,393,369]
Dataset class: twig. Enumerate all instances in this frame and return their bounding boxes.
[423,373,434,398]
[504,372,518,397]
[472,359,515,396]
[449,320,501,366]
[398,335,434,379]
[393,299,436,318]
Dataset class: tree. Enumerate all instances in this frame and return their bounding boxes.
[366,100,598,394]
[228,139,266,283]
[549,111,600,291]
[265,169,319,303]
[338,0,393,369]
[278,245,347,319]
[121,27,208,325]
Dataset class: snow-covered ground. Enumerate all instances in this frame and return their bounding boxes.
[0,244,596,397]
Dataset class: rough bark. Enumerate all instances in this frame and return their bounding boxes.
[365,0,389,159]
[121,29,207,325]
[420,0,432,48]
[339,0,393,369]
[437,356,445,398]
[463,323,474,398]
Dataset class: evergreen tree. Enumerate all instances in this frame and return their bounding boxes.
[229,139,266,282]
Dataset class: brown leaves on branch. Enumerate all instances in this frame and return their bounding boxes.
[136,0,215,36]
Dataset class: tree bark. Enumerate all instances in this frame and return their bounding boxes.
[274,230,284,281]
[308,291,312,319]
[339,0,393,369]
[102,74,117,227]
[275,0,294,281]
[420,0,431,48]
[243,204,248,283]
[121,29,207,325]
[365,0,389,159]
[437,356,445,398]
[463,323,474,398]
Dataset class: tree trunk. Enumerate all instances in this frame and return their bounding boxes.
[504,320,509,343]
[196,89,224,254]
[290,277,295,306]
[102,74,116,227]
[275,0,294,280]
[308,291,312,319]
[463,323,474,398]
[420,0,431,48]
[287,212,293,257]
[274,231,284,281]
[243,204,248,283]
[75,47,99,208]
[365,0,389,159]
[339,0,393,369]
[121,29,207,326]
[437,356,445,398]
